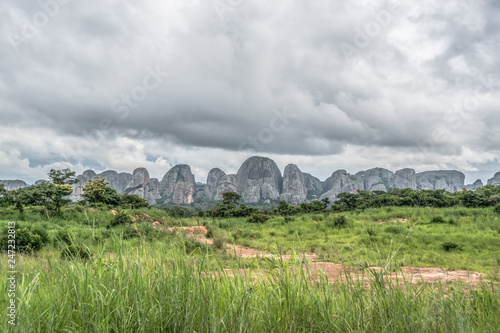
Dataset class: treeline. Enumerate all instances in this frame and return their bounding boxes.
[0,169,149,218]
[203,186,500,221]
[2,168,500,220]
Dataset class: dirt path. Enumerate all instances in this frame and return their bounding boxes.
[167,226,486,285]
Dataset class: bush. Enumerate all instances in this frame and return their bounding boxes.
[326,215,347,228]
[55,229,73,245]
[442,242,461,251]
[61,245,93,261]
[430,216,446,224]
[0,226,48,253]
[384,225,405,235]
[494,204,500,214]
[247,214,269,224]
[213,235,226,250]
[109,210,132,228]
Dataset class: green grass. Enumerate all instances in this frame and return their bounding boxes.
[0,205,499,332]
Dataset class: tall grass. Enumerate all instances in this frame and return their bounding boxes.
[1,237,499,332]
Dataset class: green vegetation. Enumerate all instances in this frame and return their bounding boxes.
[1,171,500,331]
[1,204,499,332]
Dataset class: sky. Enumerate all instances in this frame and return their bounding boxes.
[0,0,499,185]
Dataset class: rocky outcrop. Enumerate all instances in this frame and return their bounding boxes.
[416,170,465,192]
[320,170,364,201]
[280,164,307,205]
[99,170,132,195]
[193,182,208,202]
[355,168,394,192]
[0,180,27,190]
[487,172,500,186]
[465,179,483,191]
[160,165,195,204]
[303,173,323,200]
[236,156,283,203]
[125,168,161,205]
[71,170,97,200]
[214,174,238,200]
[205,168,226,200]
[394,168,417,190]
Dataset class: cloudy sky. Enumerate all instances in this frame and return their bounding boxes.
[1,0,499,184]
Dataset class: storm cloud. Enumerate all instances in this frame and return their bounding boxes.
[0,0,499,183]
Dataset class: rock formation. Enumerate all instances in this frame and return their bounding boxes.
[71,170,97,201]
[280,164,307,205]
[394,168,417,190]
[355,168,394,192]
[465,179,483,191]
[99,170,132,195]
[124,168,161,205]
[320,170,364,201]
[416,170,465,192]
[205,168,226,200]
[160,165,195,204]
[236,156,283,203]
[5,156,498,206]
[0,180,28,190]
[487,172,500,186]
[214,174,238,200]
[303,173,323,200]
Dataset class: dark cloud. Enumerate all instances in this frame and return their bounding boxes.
[0,0,499,183]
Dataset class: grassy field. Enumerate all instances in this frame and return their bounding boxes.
[1,205,500,332]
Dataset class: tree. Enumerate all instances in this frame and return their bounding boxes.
[48,168,77,185]
[82,177,122,206]
[19,182,73,218]
[222,192,241,205]
[0,184,13,207]
[121,194,149,209]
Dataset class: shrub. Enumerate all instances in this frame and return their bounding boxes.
[109,210,132,228]
[61,245,93,261]
[247,214,269,223]
[184,238,210,254]
[494,204,500,214]
[0,227,46,253]
[384,225,405,235]
[430,216,446,224]
[442,242,461,251]
[326,215,347,228]
[55,229,72,245]
[212,235,226,250]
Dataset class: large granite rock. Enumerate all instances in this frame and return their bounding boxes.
[487,172,500,186]
[160,165,195,204]
[214,174,238,200]
[124,168,160,205]
[320,170,364,201]
[303,173,323,200]
[71,170,97,200]
[236,156,283,203]
[205,168,226,200]
[394,168,417,190]
[465,179,483,191]
[416,170,465,192]
[355,168,394,192]
[193,182,208,202]
[0,180,28,190]
[280,164,307,205]
[99,170,132,195]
